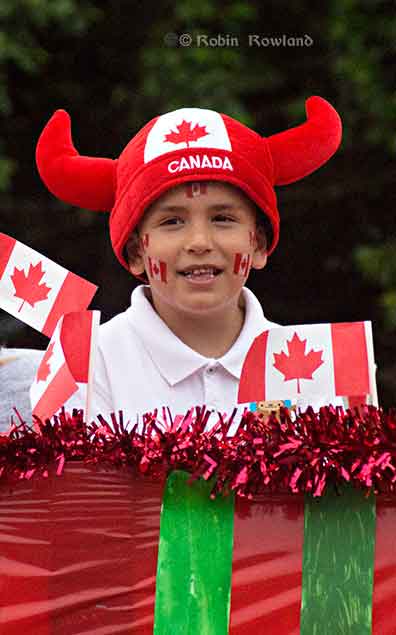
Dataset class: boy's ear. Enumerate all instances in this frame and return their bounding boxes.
[128,248,146,276]
[128,258,145,276]
[251,247,267,270]
[125,232,146,276]
[251,225,268,270]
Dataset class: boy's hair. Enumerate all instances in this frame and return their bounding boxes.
[124,206,271,269]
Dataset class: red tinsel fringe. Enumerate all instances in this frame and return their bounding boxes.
[2,405,396,498]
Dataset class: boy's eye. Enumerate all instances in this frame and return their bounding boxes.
[214,215,235,223]
[159,215,235,226]
[160,217,183,226]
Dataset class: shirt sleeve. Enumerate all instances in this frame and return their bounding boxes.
[89,346,115,423]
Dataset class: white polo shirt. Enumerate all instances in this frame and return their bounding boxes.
[90,285,278,426]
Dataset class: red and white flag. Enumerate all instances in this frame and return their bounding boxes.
[0,232,97,337]
[233,253,251,276]
[238,322,377,408]
[186,183,207,197]
[30,310,100,423]
[148,257,167,282]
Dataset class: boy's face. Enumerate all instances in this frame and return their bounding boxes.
[129,181,267,318]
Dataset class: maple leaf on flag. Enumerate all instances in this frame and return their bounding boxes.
[240,256,248,273]
[164,120,209,147]
[36,342,55,383]
[11,261,51,313]
[273,332,324,393]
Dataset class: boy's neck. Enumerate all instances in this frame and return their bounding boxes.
[147,290,246,359]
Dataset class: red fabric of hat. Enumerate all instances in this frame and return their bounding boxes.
[36,97,342,271]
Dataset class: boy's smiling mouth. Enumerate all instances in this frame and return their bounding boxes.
[178,265,223,280]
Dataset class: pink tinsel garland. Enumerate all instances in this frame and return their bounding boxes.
[1,405,396,498]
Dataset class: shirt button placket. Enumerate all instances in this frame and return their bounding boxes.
[205,362,219,411]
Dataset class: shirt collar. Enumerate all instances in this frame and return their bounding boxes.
[126,285,277,386]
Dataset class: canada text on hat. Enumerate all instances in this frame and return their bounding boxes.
[36,97,342,270]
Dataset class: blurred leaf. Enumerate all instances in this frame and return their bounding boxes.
[0,157,16,191]
[355,243,396,329]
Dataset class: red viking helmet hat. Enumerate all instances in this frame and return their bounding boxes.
[36,96,342,270]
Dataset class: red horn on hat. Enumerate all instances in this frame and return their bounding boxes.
[36,110,116,211]
[267,96,342,186]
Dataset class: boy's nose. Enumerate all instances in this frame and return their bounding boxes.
[184,224,214,252]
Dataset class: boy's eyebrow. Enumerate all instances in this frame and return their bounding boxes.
[208,203,238,211]
[155,205,187,213]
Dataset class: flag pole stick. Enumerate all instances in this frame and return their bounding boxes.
[364,321,378,407]
[85,311,100,424]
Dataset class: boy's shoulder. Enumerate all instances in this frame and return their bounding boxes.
[99,307,132,344]
[264,319,281,329]
[243,287,280,331]
[98,286,151,351]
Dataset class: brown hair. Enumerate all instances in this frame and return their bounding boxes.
[124,230,141,268]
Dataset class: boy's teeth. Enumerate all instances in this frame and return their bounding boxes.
[184,268,216,277]
[186,268,212,274]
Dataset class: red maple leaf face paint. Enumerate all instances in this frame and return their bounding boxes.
[185,182,207,198]
[140,233,150,251]
[148,256,167,282]
[233,253,251,277]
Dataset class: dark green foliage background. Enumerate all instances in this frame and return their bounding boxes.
[1,1,395,404]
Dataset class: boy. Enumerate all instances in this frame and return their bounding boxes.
[35,98,342,422]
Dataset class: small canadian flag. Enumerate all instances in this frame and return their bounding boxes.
[186,182,207,198]
[30,310,100,423]
[148,257,167,282]
[238,322,378,408]
[0,232,97,337]
[233,253,251,276]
